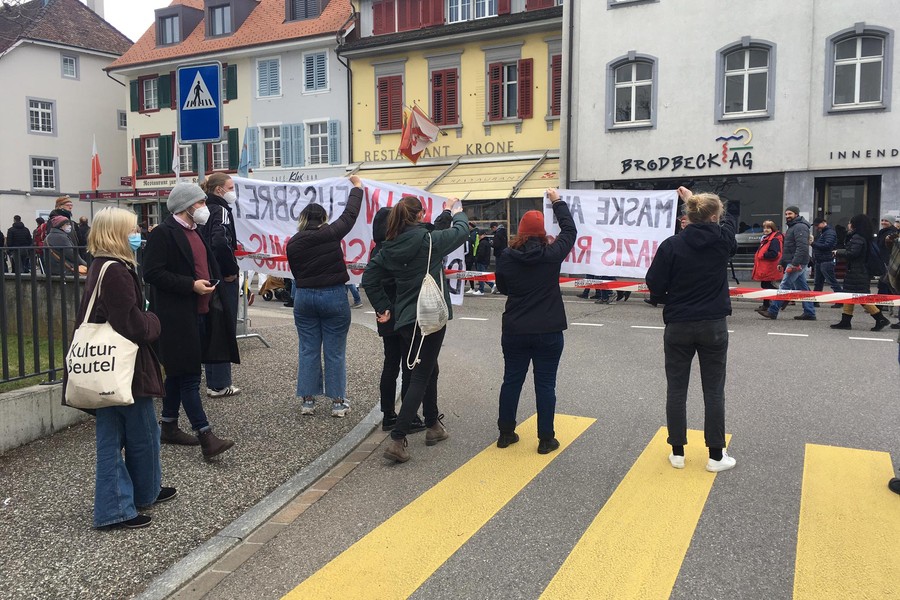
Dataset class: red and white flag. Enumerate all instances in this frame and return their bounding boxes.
[91,135,102,191]
[398,105,440,165]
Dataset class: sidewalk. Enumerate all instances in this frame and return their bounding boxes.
[0,310,383,600]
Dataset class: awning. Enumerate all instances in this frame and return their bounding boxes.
[349,152,560,201]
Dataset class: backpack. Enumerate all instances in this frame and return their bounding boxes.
[866,241,886,278]
[33,223,47,248]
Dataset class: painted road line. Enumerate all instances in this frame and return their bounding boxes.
[541,427,732,600]
[793,444,900,599]
[284,414,596,600]
[571,322,604,327]
[848,336,893,342]
[631,325,664,330]
[459,317,489,321]
[767,332,809,337]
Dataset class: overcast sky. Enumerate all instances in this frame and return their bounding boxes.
[91,0,172,42]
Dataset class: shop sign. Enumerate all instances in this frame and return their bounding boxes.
[361,140,518,162]
[828,148,899,161]
[620,127,754,175]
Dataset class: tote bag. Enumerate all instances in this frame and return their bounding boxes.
[407,233,449,369]
[64,261,138,409]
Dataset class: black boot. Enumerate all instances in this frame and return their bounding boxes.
[198,429,234,459]
[871,311,890,332]
[160,420,200,446]
[830,314,852,329]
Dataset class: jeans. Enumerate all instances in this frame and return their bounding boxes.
[498,331,564,440]
[664,319,728,450]
[475,262,494,292]
[813,261,843,293]
[94,397,162,527]
[380,333,411,416]
[294,285,351,400]
[346,284,361,304]
[392,324,445,439]
[204,278,238,390]
[769,266,816,317]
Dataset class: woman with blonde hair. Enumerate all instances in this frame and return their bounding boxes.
[646,187,738,473]
[751,220,783,310]
[64,207,174,528]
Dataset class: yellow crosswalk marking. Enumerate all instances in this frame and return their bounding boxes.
[793,444,900,599]
[541,427,731,600]
[283,414,596,600]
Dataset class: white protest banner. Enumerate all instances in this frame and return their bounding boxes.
[230,176,467,304]
[543,188,677,279]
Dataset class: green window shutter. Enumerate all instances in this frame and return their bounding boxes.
[226,64,238,100]
[133,138,142,176]
[160,135,173,175]
[158,74,171,109]
[228,128,240,169]
[291,124,305,167]
[280,125,293,167]
[248,127,259,168]
[130,80,139,112]
[328,120,340,165]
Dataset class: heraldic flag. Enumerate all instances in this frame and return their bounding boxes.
[91,135,102,192]
[398,105,440,165]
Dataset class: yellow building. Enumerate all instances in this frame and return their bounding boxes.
[339,1,563,230]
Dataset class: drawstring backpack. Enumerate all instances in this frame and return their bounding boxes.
[407,232,449,369]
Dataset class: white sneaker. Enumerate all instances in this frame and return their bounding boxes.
[706,451,736,472]
[300,398,315,415]
[207,386,241,398]
[668,454,685,469]
[331,401,351,418]
[465,289,475,295]
[472,290,483,295]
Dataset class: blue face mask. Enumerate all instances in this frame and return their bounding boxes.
[128,233,142,251]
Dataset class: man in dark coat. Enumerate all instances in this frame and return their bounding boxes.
[811,217,842,294]
[7,215,33,273]
[143,182,237,459]
[757,206,816,321]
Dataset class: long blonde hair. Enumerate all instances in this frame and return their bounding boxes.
[87,207,138,267]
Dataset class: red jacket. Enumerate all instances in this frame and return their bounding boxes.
[752,232,784,282]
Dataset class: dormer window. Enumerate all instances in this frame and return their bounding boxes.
[159,14,180,44]
[288,0,328,20]
[209,4,233,36]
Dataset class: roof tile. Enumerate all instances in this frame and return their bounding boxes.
[0,0,131,56]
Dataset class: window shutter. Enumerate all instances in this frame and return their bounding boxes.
[269,60,280,95]
[160,135,173,175]
[304,55,315,90]
[133,138,142,176]
[328,120,340,165]
[316,53,327,89]
[550,54,562,116]
[170,71,176,109]
[373,0,396,35]
[488,62,503,121]
[257,60,268,96]
[525,0,555,9]
[291,124,305,167]
[389,75,403,130]
[498,0,511,14]
[432,70,445,125]
[378,75,403,131]
[130,80,139,112]
[377,78,389,130]
[228,128,239,169]
[226,64,238,100]
[158,74,171,108]
[281,125,293,167]
[422,0,443,27]
[446,69,459,125]
[248,127,259,167]
[397,0,411,31]
[517,58,533,119]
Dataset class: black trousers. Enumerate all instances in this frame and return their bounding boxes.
[663,318,728,449]
[379,333,411,416]
[392,324,445,439]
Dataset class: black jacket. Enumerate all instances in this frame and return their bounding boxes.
[287,187,362,288]
[495,202,577,335]
[835,230,872,293]
[645,215,737,324]
[6,222,32,247]
[371,207,398,337]
[811,225,837,263]
[474,236,492,264]
[200,194,240,278]
[142,216,239,376]
[49,209,79,247]
[492,225,508,258]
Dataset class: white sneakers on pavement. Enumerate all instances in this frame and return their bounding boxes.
[706,451,737,473]
[471,290,484,295]
[668,454,685,469]
[207,386,241,398]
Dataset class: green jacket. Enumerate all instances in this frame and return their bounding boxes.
[362,212,469,329]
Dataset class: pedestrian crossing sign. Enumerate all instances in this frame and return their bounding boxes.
[176,62,223,143]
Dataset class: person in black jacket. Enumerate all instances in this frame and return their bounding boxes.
[287,176,363,418]
[494,189,576,454]
[199,173,242,398]
[645,187,737,473]
[143,182,237,460]
[6,215,32,273]
[830,214,890,331]
[473,231,494,294]
[811,217,842,294]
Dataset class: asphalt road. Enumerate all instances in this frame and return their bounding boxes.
[207,292,900,600]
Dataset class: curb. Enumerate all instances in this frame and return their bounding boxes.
[134,401,383,600]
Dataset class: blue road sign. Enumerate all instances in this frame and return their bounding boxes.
[177,63,223,144]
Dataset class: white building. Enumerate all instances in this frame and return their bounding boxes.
[0,0,131,227]
[564,0,899,241]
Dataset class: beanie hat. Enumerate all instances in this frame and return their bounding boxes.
[55,196,71,208]
[517,211,546,237]
[50,216,68,229]
[167,182,206,214]
[785,206,800,214]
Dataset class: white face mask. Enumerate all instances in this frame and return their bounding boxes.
[223,191,237,204]
[191,206,210,226]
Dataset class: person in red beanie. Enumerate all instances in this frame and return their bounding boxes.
[494,189,577,454]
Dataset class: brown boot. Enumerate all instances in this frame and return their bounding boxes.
[160,420,200,446]
[425,415,449,447]
[383,437,410,463]
[198,429,234,460]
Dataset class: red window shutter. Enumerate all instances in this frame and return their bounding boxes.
[550,54,562,116]
[422,0,443,27]
[517,58,533,119]
[525,0,554,9]
[373,0,396,35]
[377,77,391,130]
[488,62,503,121]
[397,0,413,31]
[498,0,511,14]
[432,70,445,125]
[445,69,458,125]
[388,75,403,130]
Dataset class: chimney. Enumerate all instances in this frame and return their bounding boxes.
[86,0,104,19]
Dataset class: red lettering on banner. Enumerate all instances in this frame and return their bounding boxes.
[247,233,290,270]
[365,187,395,224]
[343,238,367,275]
[636,240,657,267]
[567,236,592,264]
[600,238,616,266]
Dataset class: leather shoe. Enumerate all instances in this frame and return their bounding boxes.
[756,307,776,319]
[793,314,816,320]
